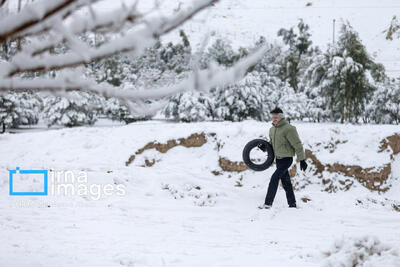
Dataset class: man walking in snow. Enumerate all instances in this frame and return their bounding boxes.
[259,107,307,209]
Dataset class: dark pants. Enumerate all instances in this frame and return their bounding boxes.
[265,157,296,206]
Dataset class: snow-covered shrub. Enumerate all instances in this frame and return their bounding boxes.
[322,236,399,267]
[365,80,400,124]
[211,72,309,122]
[103,98,150,123]
[163,91,215,122]
[0,92,42,128]
[214,72,266,121]
[43,92,101,127]
[270,83,309,121]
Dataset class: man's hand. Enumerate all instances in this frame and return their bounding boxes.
[300,160,308,171]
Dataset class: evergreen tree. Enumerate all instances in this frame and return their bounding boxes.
[303,22,382,123]
[274,84,308,121]
[214,73,266,121]
[0,92,42,128]
[163,91,215,122]
[159,30,192,74]
[253,36,284,77]
[89,54,132,87]
[132,30,192,74]
[277,19,317,92]
[365,80,400,124]
[201,38,248,69]
[103,98,151,123]
[43,92,101,127]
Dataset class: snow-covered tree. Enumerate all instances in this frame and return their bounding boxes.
[273,84,308,121]
[159,30,192,74]
[201,38,248,69]
[252,37,284,77]
[277,19,318,92]
[43,92,101,127]
[88,54,132,87]
[209,72,309,122]
[302,23,381,123]
[214,72,266,121]
[365,80,400,124]
[102,98,151,123]
[0,0,265,119]
[163,91,215,122]
[0,92,42,128]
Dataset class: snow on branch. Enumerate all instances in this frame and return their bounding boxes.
[0,0,267,116]
[28,4,141,57]
[1,0,218,77]
[0,46,267,102]
[0,0,78,42]
[10,0,104,41]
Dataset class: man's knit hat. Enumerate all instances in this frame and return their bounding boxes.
[270,107,284,118]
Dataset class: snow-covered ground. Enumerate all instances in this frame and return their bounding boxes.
[1,121,399,266]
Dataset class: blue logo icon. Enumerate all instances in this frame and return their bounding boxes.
[9,167,48,196]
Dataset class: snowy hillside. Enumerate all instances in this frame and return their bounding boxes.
[6,0,400,76]
[114,0,400,77]
[1,121,400,266]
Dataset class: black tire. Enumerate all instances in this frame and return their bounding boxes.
[242,139,274,171]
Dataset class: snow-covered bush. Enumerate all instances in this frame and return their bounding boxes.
[365,80,400,124]
[43,92,101,127]
[0,92,42,128]
[211,72,309,122]
[274,85,308,120]
[322,236,399,267]
[214,72,267,121]
[103,98,150,123]
[164,91,215,122]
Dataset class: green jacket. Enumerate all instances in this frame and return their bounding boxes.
[269,118,305,161]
